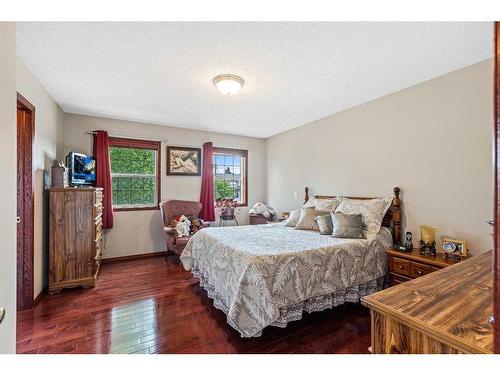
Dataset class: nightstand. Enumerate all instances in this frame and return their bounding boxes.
[249,214,284,225]
[386,248,461,286]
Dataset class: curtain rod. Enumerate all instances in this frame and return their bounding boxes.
[86,130,168,143]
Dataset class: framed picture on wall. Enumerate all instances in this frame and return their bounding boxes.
[166,146,201,176]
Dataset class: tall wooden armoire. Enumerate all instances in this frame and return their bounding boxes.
[48,187,103,294]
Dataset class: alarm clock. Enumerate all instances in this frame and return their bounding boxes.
[442,241,457,254]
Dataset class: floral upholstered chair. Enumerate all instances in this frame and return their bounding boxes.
[159,200,208,256]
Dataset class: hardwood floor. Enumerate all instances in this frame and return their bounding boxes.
[17,255,372,354]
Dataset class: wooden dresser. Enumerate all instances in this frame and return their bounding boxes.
[387,247,460,286]
[48,187,103,294]
[362,251,493,354]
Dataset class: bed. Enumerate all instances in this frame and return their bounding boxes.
[180,187,402,337]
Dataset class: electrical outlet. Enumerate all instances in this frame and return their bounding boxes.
[293,191,298,198]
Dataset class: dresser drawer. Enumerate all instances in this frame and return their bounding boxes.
[95,189,103,200]
[94,214,103,226]
[95,220,103,237]
[429,265,442,273]
[385,248,460,288]
[410,262,432,278]
[389,273,411,286]
[95,203,103,217]
[390,257,411,277]
[95,248,102,261]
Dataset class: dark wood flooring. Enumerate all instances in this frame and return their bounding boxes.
[17,255,372,354]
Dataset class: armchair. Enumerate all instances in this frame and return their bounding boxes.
[159,200,208,256]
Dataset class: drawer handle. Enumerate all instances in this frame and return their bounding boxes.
[417,270,423,275]
[399,265,403,269]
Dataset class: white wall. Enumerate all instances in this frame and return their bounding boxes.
[0,22,17,354]
[17,58,65,298]
[63,114,267,259]
[267,60,493,255]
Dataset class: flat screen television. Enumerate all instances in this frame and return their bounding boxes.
[66,152,96,185]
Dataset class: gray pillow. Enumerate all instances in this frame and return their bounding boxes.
[295,208,328,231]
[314,214,333,235]
[334,197,392,237]
[331,212,365,239]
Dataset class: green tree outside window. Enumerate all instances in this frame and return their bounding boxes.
[110,146,157,207]
[215,179,235,200]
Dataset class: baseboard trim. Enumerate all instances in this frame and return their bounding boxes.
[33,288,45,306]
[102,251,167,264]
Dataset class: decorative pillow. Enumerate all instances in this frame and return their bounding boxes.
[331,213,364,239]
[284,209,302,227]
[314,213,333,235]
[303,196,341,213]
[295,208,328,231]
[334,197,392,237]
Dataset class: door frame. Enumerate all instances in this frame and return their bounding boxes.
[16,92,35,311]
[494,22,500,353]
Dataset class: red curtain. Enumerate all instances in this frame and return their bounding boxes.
[199,142,215,221]
[93,130,114,229]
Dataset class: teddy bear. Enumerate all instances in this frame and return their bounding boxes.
[174,215,191,237]
[248,202,276,219]
[190,218,205,234]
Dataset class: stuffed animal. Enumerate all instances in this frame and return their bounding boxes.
[248,202,276,219]
[190,218,205,234]
[175,215,191,237]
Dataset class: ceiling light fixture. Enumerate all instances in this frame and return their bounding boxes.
[213,74,244,96]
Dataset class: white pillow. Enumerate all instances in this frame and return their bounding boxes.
[284,209,302,227]
[303,196,341,213]
[334,197,392,237]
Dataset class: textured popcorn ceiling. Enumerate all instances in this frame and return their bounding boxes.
[16,22,492,138]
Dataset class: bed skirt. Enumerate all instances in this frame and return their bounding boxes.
[191,264,385,338]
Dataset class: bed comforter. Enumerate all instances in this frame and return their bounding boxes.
[180,223,391,337]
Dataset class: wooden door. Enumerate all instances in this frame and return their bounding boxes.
[16,93,35,311]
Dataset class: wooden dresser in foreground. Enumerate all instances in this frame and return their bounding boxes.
[48,187,103,294]
[362,251,493,354]
[386,248,460,286]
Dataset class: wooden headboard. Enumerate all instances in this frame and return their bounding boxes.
[304,186,402,244]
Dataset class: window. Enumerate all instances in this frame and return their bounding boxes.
[109,137,161,211]
[213,147,248,206]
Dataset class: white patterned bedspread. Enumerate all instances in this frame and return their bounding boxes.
[180,223,391,337]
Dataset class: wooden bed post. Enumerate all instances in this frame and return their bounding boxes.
[304,186,309,204]
[392,187,401,244]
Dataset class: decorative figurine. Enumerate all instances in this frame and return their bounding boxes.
[419,240,437,256]
[428,241,437,256]
[419,240,426,255]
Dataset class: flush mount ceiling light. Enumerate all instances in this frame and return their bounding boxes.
[213,74,244,96]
